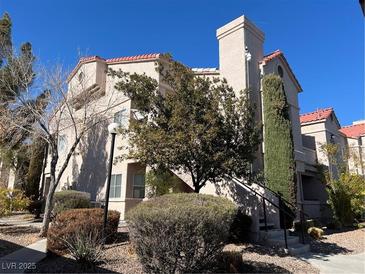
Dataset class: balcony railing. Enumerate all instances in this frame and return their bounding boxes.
[303,147,317,165]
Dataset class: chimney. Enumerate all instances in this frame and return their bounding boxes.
[216,15,264,96]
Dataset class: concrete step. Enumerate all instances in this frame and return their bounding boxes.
[259,228,285,239]
[258,222,275,230]
[267,235,299,246]
[287,243,310,256]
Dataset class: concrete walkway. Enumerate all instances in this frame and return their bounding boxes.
[0,214,42,228]
[0,239,47,273]
[301,252,365,274]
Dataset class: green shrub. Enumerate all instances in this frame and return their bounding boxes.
[0,188,30,217]
[327,173,365,226]
[229,210,252,243]
[307,227,324,240]
[47,208,120,254]
[62,227,103,265]
[145,169,181,197]
[53,190,90,215]
[127,193,236,273]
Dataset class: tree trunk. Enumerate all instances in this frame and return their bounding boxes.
[39,152,58,237]
[39,179,56,237]
[39,136,82,237]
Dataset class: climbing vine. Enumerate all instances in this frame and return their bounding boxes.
[262,74,296,204]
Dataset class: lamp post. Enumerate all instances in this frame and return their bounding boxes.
[102,122,120,242]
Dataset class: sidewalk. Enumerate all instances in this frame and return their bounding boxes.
[0,239,47,273]
[301,252,365,274]
[0,214,42,229]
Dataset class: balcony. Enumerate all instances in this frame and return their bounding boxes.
[303,147,317,166]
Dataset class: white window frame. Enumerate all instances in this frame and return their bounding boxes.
[109,174,122,198]
[114,108,129,127]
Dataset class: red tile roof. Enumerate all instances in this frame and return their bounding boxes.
[300,108,334,124]
[106,53,160,63]
[339,123,365,138]
[68,53,161,82]
[260,49,302,92]
[262,50,283,63]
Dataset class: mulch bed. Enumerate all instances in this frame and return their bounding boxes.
[0,224,41,257]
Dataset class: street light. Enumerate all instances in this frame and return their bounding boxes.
[102,122,120,242]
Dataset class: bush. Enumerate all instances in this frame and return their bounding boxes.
[127,193,236,273]
[62,227,103,265]
[47,208,120,254]
[307,227,324,240]
[229,210,252,243]
[27,199,43,218]
[145,169,182,197]
[327,173,365,226]
[53,190,90,216]
[0,188,30,217]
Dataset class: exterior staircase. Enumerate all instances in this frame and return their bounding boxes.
[258,216,310,256]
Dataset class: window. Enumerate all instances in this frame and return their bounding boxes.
[133,174,145,198]
[109,174,122,198]
[58,135,67,153]
[114,108,128,127]
[78,72,84,82]
[278,65,284,78]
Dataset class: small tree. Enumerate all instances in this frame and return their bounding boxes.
[0,13,34,189]
[25,137,47,200]
[262,74,296,204]
[320,143,365,225]
[109,56,260,193]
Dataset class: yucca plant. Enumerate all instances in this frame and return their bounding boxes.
[62,227,104,266]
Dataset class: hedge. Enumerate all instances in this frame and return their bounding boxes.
[53,190,90,215]
[127,193,236,273]
[47,208,120,254]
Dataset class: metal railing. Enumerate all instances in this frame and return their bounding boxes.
[227,175,310,249]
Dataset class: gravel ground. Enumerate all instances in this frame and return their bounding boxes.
[0,224,41,257]
[310,227,365,255]
[29,232,318,274]
[27,233,143,274]
[224,244,320,274]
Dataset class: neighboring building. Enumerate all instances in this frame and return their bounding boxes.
[340,120,365,176]
[38,16,309,234]
[0,157,17,189]
[299,108,347,221]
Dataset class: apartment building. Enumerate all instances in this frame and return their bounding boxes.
[340,120,365,176]
[299,108,365,221]
[299,108,347,221]
[36,16,308,232]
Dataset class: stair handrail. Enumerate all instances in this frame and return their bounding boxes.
[226,175,308,246]
[230,175,310,219]
[226,176,295,217]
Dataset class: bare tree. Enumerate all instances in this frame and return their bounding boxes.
[0,53,127,236]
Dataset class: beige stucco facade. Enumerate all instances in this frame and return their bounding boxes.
[22,15,335,229]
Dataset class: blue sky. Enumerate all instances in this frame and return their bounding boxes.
[0,0,363,125]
